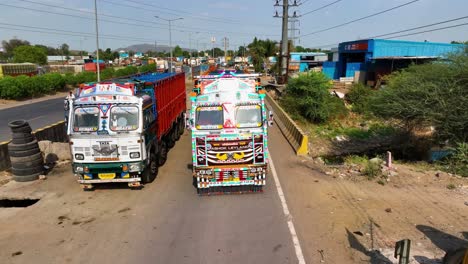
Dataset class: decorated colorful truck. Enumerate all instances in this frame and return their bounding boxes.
[187,70,273,194]
[65,72,186,189]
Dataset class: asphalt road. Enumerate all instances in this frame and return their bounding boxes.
[0,97,65,142]
[0,126,300,264]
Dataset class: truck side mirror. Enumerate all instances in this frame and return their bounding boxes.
[64,100,70,111]
[268,111,274,127]
[184,112,192,130]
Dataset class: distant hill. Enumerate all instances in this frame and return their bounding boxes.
[116,43,196,53]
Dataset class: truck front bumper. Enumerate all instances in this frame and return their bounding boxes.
[77,177,141,184]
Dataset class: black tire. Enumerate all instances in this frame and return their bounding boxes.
[141,151,159,183]
[174,122,181,141]
[8,120,29,129]
[158,141,168,166]
[10,125,32,134]
[11,135,35,144]
[9,153,42,163]
[12,173,40,182]
[8,147,41,158]
[166,133,176,149]
[11,155,43,168]
[12,132,33,139]
[11,165,44,176]
[8,140,39,151]
[178,118,185,137]
[443,247,468,264]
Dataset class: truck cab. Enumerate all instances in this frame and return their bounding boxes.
[187,70,272,194]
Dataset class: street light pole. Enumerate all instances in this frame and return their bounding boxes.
[94,0,101,82]
[155,16,183,73]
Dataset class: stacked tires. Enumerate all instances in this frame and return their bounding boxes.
[8,120,44,182]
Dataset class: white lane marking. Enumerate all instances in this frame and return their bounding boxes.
[270,154,306,264]
[27,115,45,122]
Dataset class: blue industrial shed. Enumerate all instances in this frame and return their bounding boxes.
[323,39,465,83]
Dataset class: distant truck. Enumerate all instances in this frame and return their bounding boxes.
[66,72,186,189]
[187,70,273,194]
[0,63,38,78]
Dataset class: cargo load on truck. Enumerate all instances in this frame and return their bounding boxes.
[187,70,273,195]
[65,72,186,190]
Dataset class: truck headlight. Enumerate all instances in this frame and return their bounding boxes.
[129,163,141,172]
[75,153,84,160]
[130,152,140,159]
[75,166,84,173]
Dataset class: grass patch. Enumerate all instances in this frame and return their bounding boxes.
[446,183,456,190]
[310,121,398,140]
[344,155,368,165]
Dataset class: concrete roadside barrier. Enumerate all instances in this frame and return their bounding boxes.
[265,93,309,156]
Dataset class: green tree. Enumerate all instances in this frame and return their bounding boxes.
[2,38,30,58]
[60,43,70,56]
[281,72,347,123]
[236,46,247,57]
[173,45,183,57]
[368,50,468,143]
[13,45,47,64]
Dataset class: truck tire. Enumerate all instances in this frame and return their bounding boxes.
[11,155,43,168]
[11,165,44,176]
[8,147,41,158]
[9,153,42,163]
[8,140,39,151]
[166,133,175,149]
[174,123,181,141]
[12,173,41,182]
[11,134,35,144]
[178,118,185,137]
[141,151,158,183]
[8,120,32,134]
[158,141,168,166]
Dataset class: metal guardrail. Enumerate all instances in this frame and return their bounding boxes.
[265,93,309,156]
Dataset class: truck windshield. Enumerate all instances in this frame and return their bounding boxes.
[236,105,262,128]
[73,107,99,132]
[110,106,139,131]
[196,106,223,129]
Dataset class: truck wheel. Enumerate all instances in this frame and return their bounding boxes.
[141,151,158,183]
[178,118,185,137]
[167,134,175,149]
[158,141,168,166]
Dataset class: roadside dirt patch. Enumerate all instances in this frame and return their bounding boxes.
[283,157,468,263]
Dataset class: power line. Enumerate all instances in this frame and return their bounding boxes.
[300,0,421,37]
[3,2,278,37]
[384,22,468,40]
[301,0,343,17]
[308,16,468,49]
[125,0,240,23]
[368,15,468,39]
[101,0,279,28]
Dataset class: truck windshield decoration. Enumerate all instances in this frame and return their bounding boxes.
[236,105,262,128]
[73,107,99,132]
[110,106,139,131]
[196,106,223,129]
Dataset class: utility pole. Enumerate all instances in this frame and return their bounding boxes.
[94,0,101,82]
[155,16,183,73]
[274,0,299,84]
[154,40,157,54]
[223,37,228,64]
[281,0,288,81]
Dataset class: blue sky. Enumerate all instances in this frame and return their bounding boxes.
[0,0,467,51]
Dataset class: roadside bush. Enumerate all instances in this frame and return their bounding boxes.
[42,73,66,91]
[64,73,77,86]
[439,142,468,177]
[74,71,97,84]
[281,72,348,123]
[368,51,468,143]
[100,68,115,80]
[115,66,138,77]
[139,63,156,73]
[345,83,373,114]
[363,160,381,179]
[0,76,27,99]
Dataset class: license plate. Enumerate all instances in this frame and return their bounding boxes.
[98,173,116,180]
